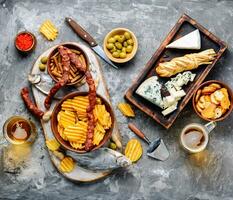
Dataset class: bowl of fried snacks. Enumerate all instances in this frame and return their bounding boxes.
[193,80,233,121]
[47,43,88,86]
[51,91,115,153]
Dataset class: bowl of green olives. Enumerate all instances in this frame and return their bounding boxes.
[104,28,138,63]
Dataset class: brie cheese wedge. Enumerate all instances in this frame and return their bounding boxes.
[166,29,201,50]
[136,76,165,109]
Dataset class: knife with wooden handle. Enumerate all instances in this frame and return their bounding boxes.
[65,17,118,69]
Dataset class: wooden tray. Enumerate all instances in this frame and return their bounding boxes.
[125,14,227,129]
[31,42,121,182]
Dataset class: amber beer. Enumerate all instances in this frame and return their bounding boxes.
[2,116,37,145]
[180,122,216,153]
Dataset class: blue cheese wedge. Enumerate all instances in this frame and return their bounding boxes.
[166,29,201,50]
[136,76,164,109]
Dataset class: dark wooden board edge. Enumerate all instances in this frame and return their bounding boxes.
[125,13,227,129]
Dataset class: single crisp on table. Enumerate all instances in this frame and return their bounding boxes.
[57,95,112,149]
[39,20,58,41]
[125,138,143,162]
[195,83,231,120]
[118,102,135,117]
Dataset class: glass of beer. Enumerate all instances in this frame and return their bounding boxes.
[1,116,37,146]
[180,121,216,153]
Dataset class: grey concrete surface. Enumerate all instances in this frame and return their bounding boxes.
[0,0,233,199]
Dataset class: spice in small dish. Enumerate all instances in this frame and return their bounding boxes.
[15,31,36,53]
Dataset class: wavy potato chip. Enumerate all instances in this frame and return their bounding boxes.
[118,103,135,117]
[59,157,75,173]
[70,141,84,149]
[125,139,143,162]
[93,130,105,145]
[39,20,58,41]
[46,139,60,151]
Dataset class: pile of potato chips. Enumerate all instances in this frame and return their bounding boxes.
[57,96,112,150]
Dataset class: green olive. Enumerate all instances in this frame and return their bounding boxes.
[122,47,126,53]
[123,41,128,47]
[106,43,114,50]
[41,56,48,64]
[39,63,46,71]
[127,39,134,45]
[115,42,122,49]
[119,52,127,58]
[124,31,131,40]
[117,49,121,53]
[110,46,116,53]
[114,35,120,41]
[108,37,116,43]
[118,35,125,43]
[109,142,117,150]
[126,45,133,53]
[112,52,120,58]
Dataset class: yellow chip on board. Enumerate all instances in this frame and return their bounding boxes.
[46,139,60,151]
[118,103,135,117]
[125,139,143,162]
[39,20,58,41]
[59,157,75,173]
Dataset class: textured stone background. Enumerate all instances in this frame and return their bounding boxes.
[0,0,233,199]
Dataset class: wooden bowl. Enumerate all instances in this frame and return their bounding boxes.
[51,91,115,153]
[15,31,37,54]
[192,80,233,121]
[103,28,138,63]
[47,43,88,86]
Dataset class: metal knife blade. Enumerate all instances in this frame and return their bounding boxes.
[92,46,118,69]
[65,17,118,69]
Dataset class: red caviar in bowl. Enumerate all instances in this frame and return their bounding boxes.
[15,32,36,52]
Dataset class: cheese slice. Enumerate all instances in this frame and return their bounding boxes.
[136,76,164,109]
[166,29,201,50]
[162,102,178,116]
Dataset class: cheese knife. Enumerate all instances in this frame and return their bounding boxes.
[65,17,118,69]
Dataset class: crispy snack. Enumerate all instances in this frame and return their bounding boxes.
[93,130,105,146]
[118,103,135,117]
[59,157,75,173]
[195,89,202,103]
[124,139,143,163]
[46,139,60,151]
[57,95,112,150]
[57,110,76,128]
[64,123,87,142]
[195,83,231,120]
[58,125,68,141]
[201,103,216,119]
[70,141,84,149]
[94,105,112,129]
[39,20,58,41]
[202,86,217,95]
[209,83,221,90]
